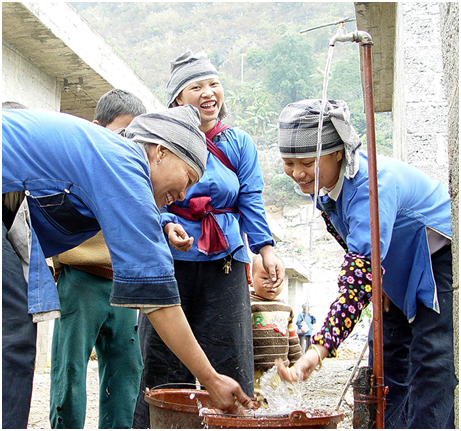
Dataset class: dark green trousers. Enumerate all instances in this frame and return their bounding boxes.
[50,266,143,429]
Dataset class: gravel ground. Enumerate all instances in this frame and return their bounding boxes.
[28,349,368,429]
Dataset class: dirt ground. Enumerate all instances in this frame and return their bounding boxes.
[28,347,368,429]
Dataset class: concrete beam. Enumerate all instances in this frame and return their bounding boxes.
[2,2,163,119]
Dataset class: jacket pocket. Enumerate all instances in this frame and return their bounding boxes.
[27,191,99,235]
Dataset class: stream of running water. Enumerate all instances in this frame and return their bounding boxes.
[309,44,335,252]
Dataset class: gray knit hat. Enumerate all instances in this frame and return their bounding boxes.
[278,99,362,179]
[125,104,207,178]
[166,50,227,119]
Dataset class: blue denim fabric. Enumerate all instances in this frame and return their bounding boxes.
[2,223,37,428]
[369,245,456,429]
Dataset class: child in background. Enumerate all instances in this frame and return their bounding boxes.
[250,254,302,406]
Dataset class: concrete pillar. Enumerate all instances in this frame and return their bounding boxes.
[439,3,459,428]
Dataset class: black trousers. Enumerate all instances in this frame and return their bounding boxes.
[369,245,456,429]
[132,257,254,428]
[2,223,37,429]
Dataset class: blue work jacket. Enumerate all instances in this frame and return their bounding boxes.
[161,127,275,262]
[2,109,179,315]
[323,152,451,321]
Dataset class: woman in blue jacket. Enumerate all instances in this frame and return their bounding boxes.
[2,105,253,429]
[133,51,285,428]
[276,99,456,429]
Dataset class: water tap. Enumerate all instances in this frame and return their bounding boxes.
[329,26,373,46]
[300,16,373,46]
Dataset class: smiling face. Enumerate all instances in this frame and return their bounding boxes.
[175,78,224,132]
[282,151,344,194]
[252,255,283,300]
[148,146,199,208]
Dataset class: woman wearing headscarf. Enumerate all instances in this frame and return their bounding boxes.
[2,105,253,429]
[275,99,456,429]
[133,50,285,428]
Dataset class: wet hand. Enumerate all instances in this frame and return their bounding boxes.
[276,348,321,382]
[205,373,256,414]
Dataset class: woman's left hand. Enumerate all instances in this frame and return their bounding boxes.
[259,245,285,288]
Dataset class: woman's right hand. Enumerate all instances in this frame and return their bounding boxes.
[204,373,256,414]
[276,344,328,382]
[147,306,255,414]
[164,222,194,252]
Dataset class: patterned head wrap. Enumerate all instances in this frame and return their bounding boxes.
[278,99,362,179]
[166,49,227,119]
[125,104,207,178]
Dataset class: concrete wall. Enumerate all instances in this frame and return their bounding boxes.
[2,41,61,110]
[393,2,449,187]
[439,3,459,427]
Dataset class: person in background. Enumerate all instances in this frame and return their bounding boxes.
[250,254,301,406]
[2,105,253,429]
[2,101,28,109]
[296,303,316,353]
[275,99,456,429]
[49,89,146,429]
[133,50,285,428]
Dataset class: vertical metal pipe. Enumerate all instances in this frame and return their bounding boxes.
[361,42,385,429]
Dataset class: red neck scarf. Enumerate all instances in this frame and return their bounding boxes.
[168,121,237,255]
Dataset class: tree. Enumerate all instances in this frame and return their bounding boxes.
[226,82,279,142]
[246,31,319,110]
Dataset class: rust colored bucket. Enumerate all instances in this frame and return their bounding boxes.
[201,409,344,429]
[144,385,213,429]
[145,384,343,429]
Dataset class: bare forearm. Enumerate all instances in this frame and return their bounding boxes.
[145,305,255,412]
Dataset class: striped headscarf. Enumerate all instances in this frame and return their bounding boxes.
[125,104,207,178]
[166,50,227,119]
[278,99,362,179]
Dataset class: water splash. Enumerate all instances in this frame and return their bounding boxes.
[258,366,311,415]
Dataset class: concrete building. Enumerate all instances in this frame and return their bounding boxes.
[2,2,163,116]
[354,2,459,426]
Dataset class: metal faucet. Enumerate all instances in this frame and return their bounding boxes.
[329,25,373,46]
[300,17,373,46]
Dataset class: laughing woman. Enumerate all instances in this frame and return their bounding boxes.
[133,50,285,428]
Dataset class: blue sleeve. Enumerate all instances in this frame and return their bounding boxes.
[77,142,180,305]
[296,313,303,328]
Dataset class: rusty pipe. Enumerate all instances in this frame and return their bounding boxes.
[361,41,385,429]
